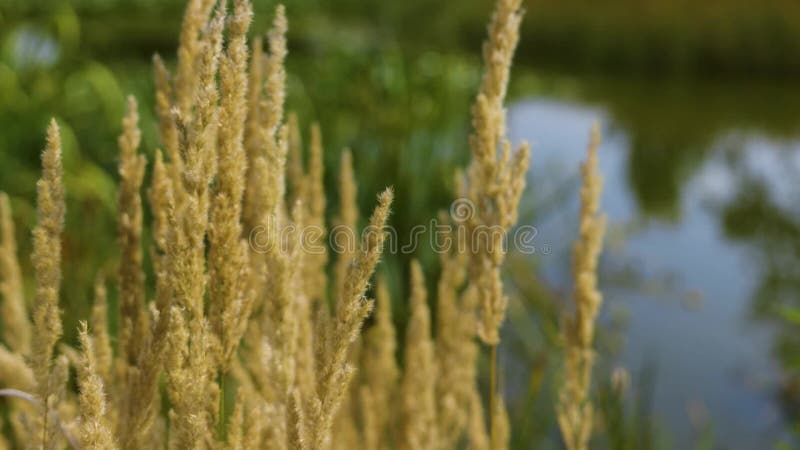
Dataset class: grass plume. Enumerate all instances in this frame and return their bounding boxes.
[29,119,65,450]
[466,0,530,347]
[401,260,438,450]
[556,123,607,450]
[117,95,148,370]
[0,193,30,355]
[0,1,608,449]
[76,322,117,450]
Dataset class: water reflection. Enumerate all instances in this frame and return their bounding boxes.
[508,76,800,448]
[531,76,800,219]
[718,138,800,427]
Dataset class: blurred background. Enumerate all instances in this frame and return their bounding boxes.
[2,0,800,448]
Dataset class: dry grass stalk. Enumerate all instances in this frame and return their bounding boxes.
[111,149,176,450]
[208,0,253,373]
[226,389,246,450]
[164,305,208,448]
[295,280,318,431]
[148,150,171,274]
[262,5,288,138]
[333,149,359,302]
[300,189,393,450]
[152,55,188,214]
[175,0,217,116]
[287,118,329,417]
[247,5,289,228]
[76,322,117,450]
[461,0,529,444]
[317,148,358,408]
[117,95,148,370]
[0,193,30,355]
[204,2,255,440]
[113,99,155,448]
[331,402,359,450]
[467,387,490,450]
[360,277,399,450]
[118,304,172,450]
[259,200,302,449]
[306,123,328,303]
[287,113,306,206]
[242,8,299,448]
[242,36,264,233]
[243,402,266,449]
[29,119,65,450]
[466,0,530,347]
[153,55,180,173]
[0,345,35,392]
[434,215,478,448]
[556,123,606,450]
[401,260,438,450]
[162,4,226,446]
[490,396,510,450]
[88,275,112,413]
[328,144,362,450]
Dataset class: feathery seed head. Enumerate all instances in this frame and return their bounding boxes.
[557,123,607,450]
[0,193,31,355]
[117,95,148,367]
[77,322,117,450]
[401,260,438,450]
[31,118,65,404]
[465,0,528,347]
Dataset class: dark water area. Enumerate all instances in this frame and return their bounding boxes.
[508,74,800,448]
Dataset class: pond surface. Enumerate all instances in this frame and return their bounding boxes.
[508,75,800,448]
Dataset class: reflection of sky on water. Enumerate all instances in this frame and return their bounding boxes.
[508,99,795,448]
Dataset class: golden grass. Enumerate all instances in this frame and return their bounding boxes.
[0,0,609,448]
[557,124,607,450]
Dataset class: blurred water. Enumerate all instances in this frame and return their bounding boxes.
[508,83,800,448]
